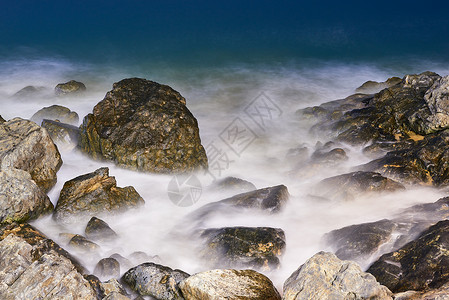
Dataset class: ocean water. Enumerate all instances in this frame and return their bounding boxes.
[2,0,449,292]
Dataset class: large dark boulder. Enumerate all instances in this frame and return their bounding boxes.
[179,269,281,300]
[283,252,392,300]
[79,78,208,173]
[200,226,286,270]
[0,223,101,299]
[0,168,53,225]
[367,220,449,293]
[31,105,79,126]
[0,118,62,192]
[122,262,189,300]
[53,167,144,223]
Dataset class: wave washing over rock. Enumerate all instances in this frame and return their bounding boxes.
[2,60,449,299]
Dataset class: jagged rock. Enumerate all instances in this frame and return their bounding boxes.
[283,252,392,300]
[317,171,405,201]
[302,72,442,145]
[41,119,80,150]
[188,185,289,228]
[179,269,281,300]
[100,279,129,299]
[355,77,402,94]
[0,168,53,225]
[94,258,120,280]
[53,167,144,223]
[55,80,86,96]
[68,235,100,253]
[31,105,79,126]
[422,75,449,133]
[79,78,208,173]
[122,262,189,300]
[200,227,286,271]
[85,216,118,242]
[0,223,100,299]
[0,117,62,192]
[361,129,449,186]
[368,220,449,293]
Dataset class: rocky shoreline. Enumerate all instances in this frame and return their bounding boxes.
[2,73,449,299]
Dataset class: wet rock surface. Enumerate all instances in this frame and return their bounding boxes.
[283,252,392,300]
[0,168,53,225]
[355,77,402,94]
[79,78,208,173]
[367,220,449,293]
[0,117,62,192]
[53,167,144,223]
[200,226,286,270]
[179,269,281,300]
[31,104,79,126]
[317,171,405,201]
[122,262,189,300]
[0,223,100,299]
[325,197,449,265]
[68,234,100,253]
[55,80,86,96]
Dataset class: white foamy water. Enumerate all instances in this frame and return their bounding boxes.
[2,57,449,291]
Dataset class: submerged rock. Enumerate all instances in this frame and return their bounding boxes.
[53,167,144,223]
[0,223,100,299]
[13,86,49,99]
[324,196,449,265]
[79,78,208,173]
[210,176,257,194]
[94,258,120,280]
[31,104,79,126]
[0,117,62,192]
[55,80,86,96]
[179,269,281,300]
[189,185,289,228]
[200,226,286,270]
[122,262,189,300]
[324,219,397,262]
[317,171,405,201]
[85,216,118,242]
[367,220,449,293]
[0,168,53,225]
[41,119,80,150]
[283,252,392,300]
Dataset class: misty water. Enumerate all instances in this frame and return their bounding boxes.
[2,57,449,291]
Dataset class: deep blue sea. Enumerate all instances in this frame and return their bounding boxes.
[2,0,449,289]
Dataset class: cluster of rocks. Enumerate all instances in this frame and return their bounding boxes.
[293,71,449,298]
[4,71,449,299]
